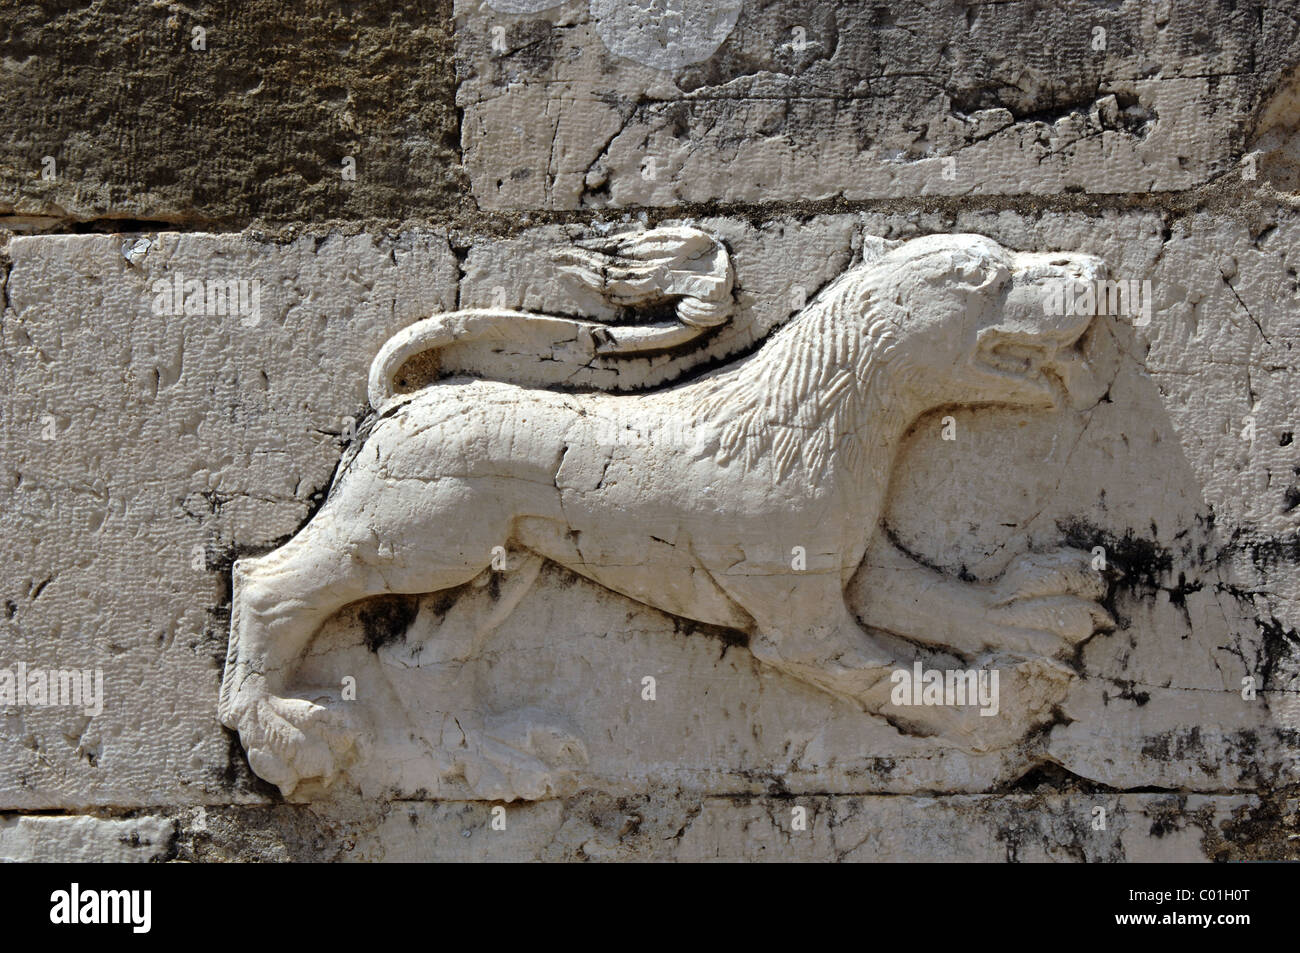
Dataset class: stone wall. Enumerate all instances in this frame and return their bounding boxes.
[2,0,1299,861]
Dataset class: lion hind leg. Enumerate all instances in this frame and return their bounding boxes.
[717,574,899,710]
[220,510,504,795]
[218,541,379,796]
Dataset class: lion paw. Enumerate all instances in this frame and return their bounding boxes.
[985,547,1115,657]
[221,686,357,797]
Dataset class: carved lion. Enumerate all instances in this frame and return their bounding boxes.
[219,230,1116,795]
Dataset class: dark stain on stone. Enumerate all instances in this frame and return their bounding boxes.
[1055,522,1173,588]
[1208,794,1300,861]
[670,615,749,656]
[1141,725,1203,763]
[426,585,468,620]
[181,488,231,522]
[1055,518,1171,626]
[358,594,421,652]
[1256,615,1300,691]
[489,19,558,84]
[1148,814,1178,838]
[1230,530,1300,573]
[218,729,280,800]
[1108,681,1151,707]
[1164,571,1203,609]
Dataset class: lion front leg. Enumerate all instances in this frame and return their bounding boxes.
[850,537,1115,660]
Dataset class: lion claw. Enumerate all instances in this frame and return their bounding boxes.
[985,547,1115,657]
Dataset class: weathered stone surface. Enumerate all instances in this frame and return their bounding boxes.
[158,793,1294,861]
[1,231,457,809]
[457,0,1300,209]
[1252,63,1300,197]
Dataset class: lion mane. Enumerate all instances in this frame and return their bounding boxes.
[693,236,1003,480]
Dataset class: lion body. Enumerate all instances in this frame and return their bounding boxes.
[334,346,886,635]
[218,232,1115,796]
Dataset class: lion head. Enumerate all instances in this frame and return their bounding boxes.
[698,233,1112,478]
[842,233,1109,414]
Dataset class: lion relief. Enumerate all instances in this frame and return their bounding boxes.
[218,229,1117,796]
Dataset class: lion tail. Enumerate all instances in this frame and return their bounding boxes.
[367,308,531,411]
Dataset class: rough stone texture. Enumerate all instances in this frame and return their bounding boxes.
[135,793,1300,862]
[9,792,1297,861]
[0,1,463,231]
[3,1,1300,861]
[1,232,456,809]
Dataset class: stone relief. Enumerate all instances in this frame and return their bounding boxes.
[218,228,1126,798]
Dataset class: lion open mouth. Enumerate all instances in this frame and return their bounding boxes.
[977,286,1104,411]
